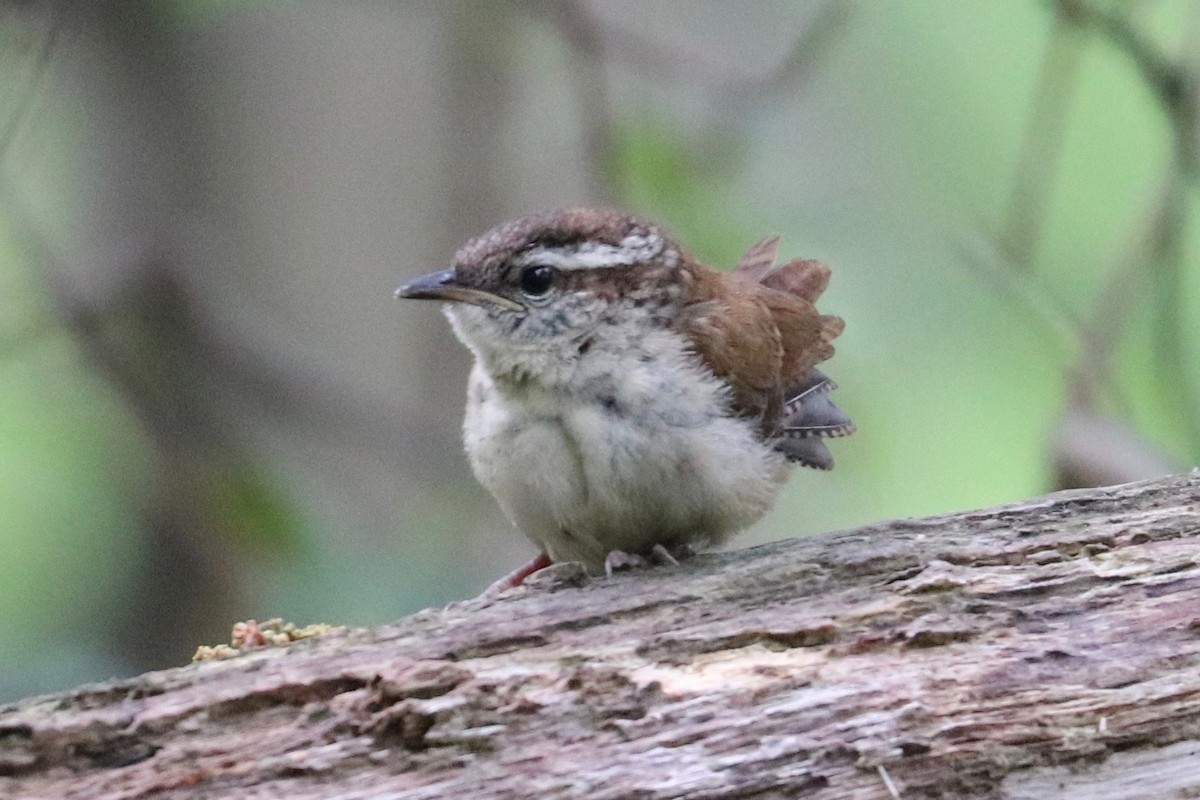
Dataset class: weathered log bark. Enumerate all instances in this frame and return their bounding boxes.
[2,473,1199,799]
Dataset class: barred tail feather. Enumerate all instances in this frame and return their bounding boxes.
[775,368,854,468]
[775,436,835,470]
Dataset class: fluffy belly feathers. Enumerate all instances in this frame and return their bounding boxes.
[463,363,788,569]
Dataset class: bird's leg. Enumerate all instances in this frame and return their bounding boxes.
[479,552,553,597]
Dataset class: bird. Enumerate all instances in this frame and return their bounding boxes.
[396,208,852,592]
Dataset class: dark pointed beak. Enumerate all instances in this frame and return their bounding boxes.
[395,269,524,312]
[395,269,458,301]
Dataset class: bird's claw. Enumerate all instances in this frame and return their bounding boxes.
[603,543,693,577]
[604,550,648,577]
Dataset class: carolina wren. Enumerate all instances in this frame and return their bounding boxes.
[397,209,852,589]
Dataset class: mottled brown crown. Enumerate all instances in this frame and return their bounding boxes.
[449,208,682,305]
[453,209,671,272]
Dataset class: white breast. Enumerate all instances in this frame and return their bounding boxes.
[461,328,788,570]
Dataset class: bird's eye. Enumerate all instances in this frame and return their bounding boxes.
[518,264,557,298]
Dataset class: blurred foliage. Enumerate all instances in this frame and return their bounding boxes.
[0,0,1197,701]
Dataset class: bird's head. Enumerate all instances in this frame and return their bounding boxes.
[397,209,683,380]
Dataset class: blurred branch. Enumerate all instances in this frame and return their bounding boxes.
[720,2,853,113]
[1,0,276,671]
[526,0,616,204]
[1051,0,1200,453]
[1147,175,1200,453]
[1071,179,1175,411]
[969,0,1200,484]
[955,233,1082,370]
[1051,409,1180,489]
[0,1,60,168]
[32,249,248,672]
[1053,0,1198,179]
[440,2,518,232]
[533,0,849,104]
[525,0,852,204]
[1000,2,1087,267]
[958,218,1185,491]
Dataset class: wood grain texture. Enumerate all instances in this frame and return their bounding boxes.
[2,472,1199,799]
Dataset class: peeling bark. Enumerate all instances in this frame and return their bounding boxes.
[2,473,1199,799]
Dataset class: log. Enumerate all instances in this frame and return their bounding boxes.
[2,472,1199,799]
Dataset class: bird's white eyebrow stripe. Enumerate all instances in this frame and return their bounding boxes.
[512,233,665,271]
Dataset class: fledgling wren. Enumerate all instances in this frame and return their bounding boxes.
[397,209,852,590]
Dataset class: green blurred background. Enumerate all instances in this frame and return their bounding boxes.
[1,0,1196,701]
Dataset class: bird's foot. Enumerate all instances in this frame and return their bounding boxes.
[523,560,589,591]
[604,543,695,577]
[478,552,553,599]
[650,543,680,566]
[604,550,648,577]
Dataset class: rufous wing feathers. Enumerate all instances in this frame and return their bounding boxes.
[733,235,781,284]
[683,237,853,468]
[762,258,830,303]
